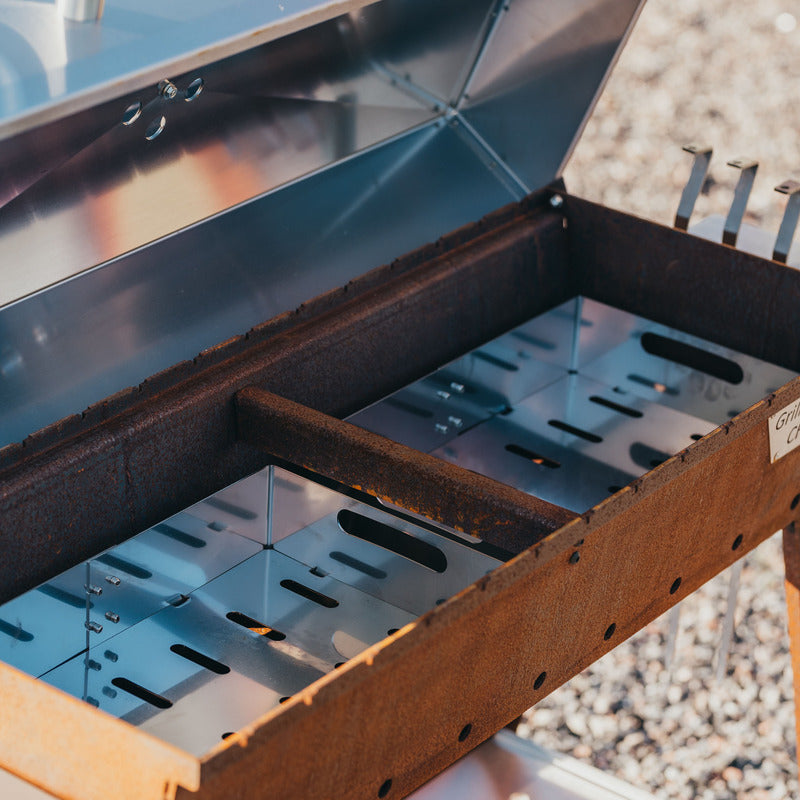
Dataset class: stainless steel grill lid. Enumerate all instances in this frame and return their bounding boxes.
[0,0,642,448]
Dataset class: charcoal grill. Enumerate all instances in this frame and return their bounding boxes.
[2,1,800,798]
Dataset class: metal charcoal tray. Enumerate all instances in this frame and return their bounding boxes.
[349,298,795,511]
[0,466,498,758]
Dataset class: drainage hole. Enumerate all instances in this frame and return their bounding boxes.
[387,628,399,636]
[534,671,546,690]
[569,551,580,564]
[378,779,393,798]
[226,611,286,640]
[279,696,291,704]
[338,509,447,572]
[280,578,339,608]
[458,723,472,742]
[505,443,560,469]
[221,732,235,740]
[670,577,682,595]
[111,677,172,709]
[792,494,800,511]
[170,644,230,675]
[548,419,602,443]
[732,534,743,551]
[604,623,616,641]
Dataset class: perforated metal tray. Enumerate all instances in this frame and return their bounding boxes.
[349,298,796,511]
[0,467,499,757]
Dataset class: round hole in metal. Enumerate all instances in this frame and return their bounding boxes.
[569,551,580,564]
[378,779,392,798]
[534,671,546,690]
[732,534,744,551]
[670,577,682,595]
[122,101,142,126]
[458,723,472,742]
[145,115,166,141]
[185,77,204,101]
[792,494,800,511]
[604,623,616,641]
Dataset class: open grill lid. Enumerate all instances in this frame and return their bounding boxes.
[0,0,642,448]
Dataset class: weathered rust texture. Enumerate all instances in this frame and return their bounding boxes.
[783,522,800,767]
[0,661,199,800]
[180,377,800,800]
[567,194,800,372]
[0,203,569,603]
[235,387,576,550]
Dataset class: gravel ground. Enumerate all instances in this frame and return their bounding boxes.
[520,2,800,798]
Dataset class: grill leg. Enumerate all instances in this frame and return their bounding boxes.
[782,523,800,767]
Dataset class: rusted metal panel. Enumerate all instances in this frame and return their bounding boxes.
[783,523,800,767]
[235,387,576,551]
[0,200,569,603]
[180,377,800,800]
[0,662,199,800]
[565,193,800,373]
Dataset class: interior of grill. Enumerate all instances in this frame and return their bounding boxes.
[1,189,797,756]
[0,464,499,756]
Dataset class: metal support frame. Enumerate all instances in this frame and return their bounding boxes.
[784,522,800,769]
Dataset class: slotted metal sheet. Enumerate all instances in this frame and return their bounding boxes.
[432,374,714,512]
[578,302,797,424]
[0,512,260,678]
[272,468,500,615]
[348,297,795,512]
[43,550,415,756]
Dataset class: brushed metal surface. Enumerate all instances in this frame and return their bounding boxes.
[460,0,644,191]
[0,512,261,678]
[0,122,515,449]
[2,464,492,756]
[0,0,644,452]
[0,0,381,138]
[42,549,416,756]
[349,298,793,511]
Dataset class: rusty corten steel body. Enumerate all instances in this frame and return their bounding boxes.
[2,190,800,798]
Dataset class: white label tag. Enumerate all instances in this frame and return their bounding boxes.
[768,399,800,462]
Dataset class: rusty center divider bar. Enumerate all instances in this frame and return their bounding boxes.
[236,387,577,551]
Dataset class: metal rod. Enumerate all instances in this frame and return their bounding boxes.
[722,158,758,246]
[569,295,583,373]
[235,387,577,553]
[664,604,680,671]
[715,558,743,681]
[675,145,712,230]
[773,180,800,263]
[266,465,274,547]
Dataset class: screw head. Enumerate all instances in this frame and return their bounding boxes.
[158,79,178,99]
